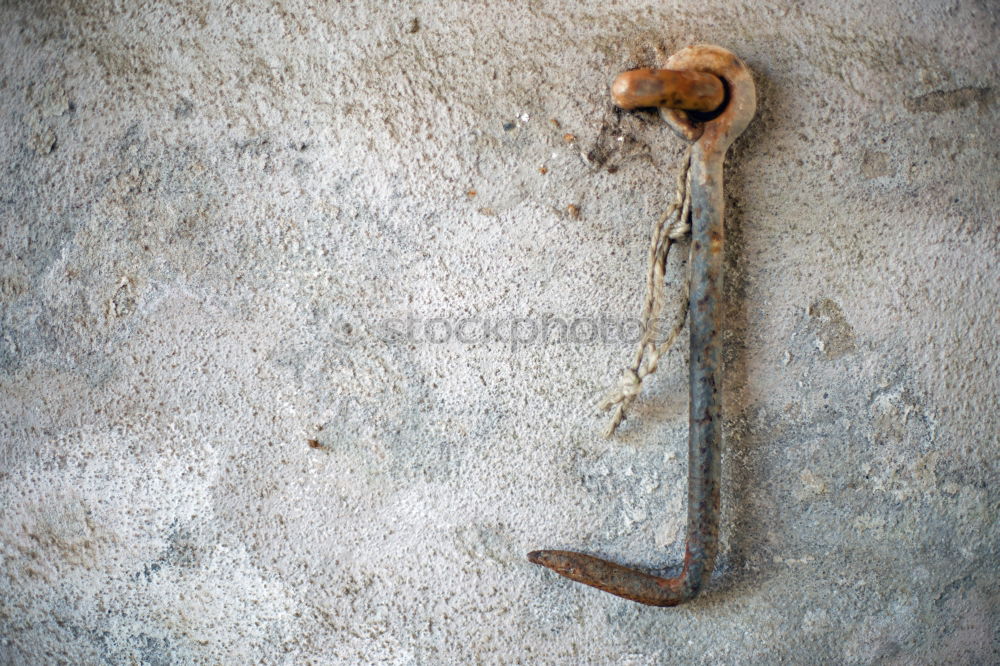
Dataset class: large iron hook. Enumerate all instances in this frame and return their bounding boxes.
[528,45,757,606]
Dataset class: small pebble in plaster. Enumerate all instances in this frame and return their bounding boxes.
[799,469,828,495]
[861,150,892,179]
[502,121,515,131]
[174,97,194,120]
[466,189,477,197]
[106,277,137,320]
[808,298,856,360]
[563,133,576,143]
[34,80,70,118]
[306,439,323,449]
[30,126,56,155]
[538,166,548,175]
[549,118,560,128]
[566,204,580,219]
[406,17,420,34]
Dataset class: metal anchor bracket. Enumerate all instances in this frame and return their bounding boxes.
[528,45,757,606]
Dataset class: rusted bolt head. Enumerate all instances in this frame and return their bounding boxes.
[611,68,725,113]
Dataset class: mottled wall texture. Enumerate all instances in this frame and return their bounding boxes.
[1,1,997,663]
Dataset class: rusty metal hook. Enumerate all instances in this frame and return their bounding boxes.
[528,45,756,606]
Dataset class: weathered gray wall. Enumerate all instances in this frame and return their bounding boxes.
[1,1,997,663]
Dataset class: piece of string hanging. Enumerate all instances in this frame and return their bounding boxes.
[598,146,693,437]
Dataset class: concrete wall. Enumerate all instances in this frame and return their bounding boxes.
[1,1,997,663]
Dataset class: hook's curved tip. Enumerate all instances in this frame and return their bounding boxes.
[527,549,574,574]
[527,549,691,607]
[527,549,583,574]
[527,549,601,587]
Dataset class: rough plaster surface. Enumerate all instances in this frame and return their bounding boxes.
[1,1,998,663]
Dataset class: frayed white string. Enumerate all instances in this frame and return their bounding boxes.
[598,147,692,438]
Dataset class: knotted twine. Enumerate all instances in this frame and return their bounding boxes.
[598,147,693,437]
